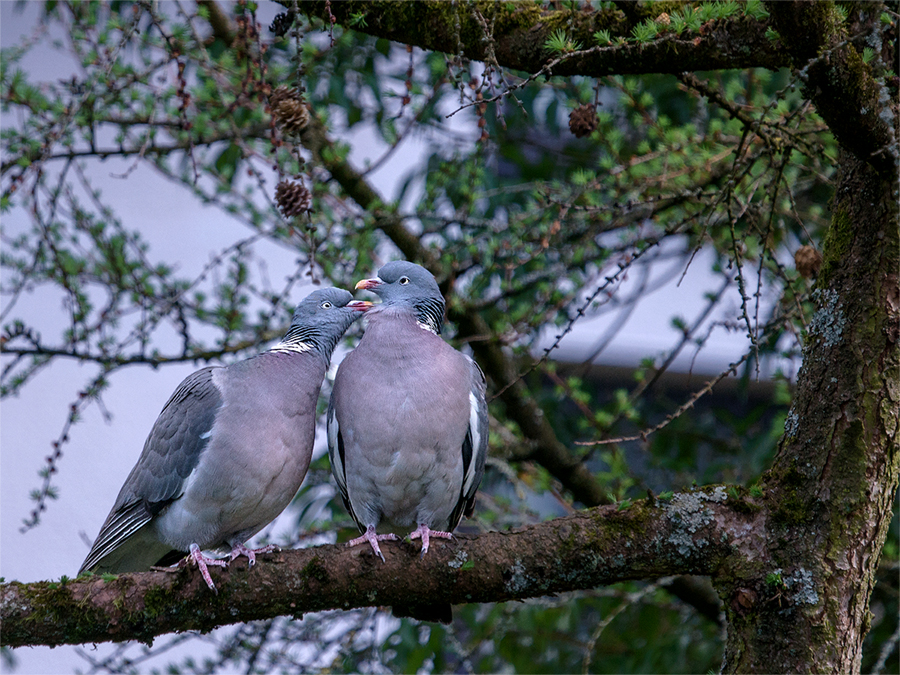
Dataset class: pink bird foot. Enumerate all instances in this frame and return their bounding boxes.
[347,525,399,561]
[229,542,279,567]
[409,524,453,557]
[189,543,229,593]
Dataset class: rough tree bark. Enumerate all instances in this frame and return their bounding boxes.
[297,0,789,75]
[1,489,754,648]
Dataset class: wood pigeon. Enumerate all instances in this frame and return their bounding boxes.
[327,261,489,620]
[78,288,370,591]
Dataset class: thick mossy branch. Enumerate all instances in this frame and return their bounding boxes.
[766,1,898,177]
[1,491,758,648]
[292,1,788,76]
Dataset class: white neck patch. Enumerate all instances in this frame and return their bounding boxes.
[416,319,439,334]
[269,340,313,355]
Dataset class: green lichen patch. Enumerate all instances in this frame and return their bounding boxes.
[770,488,813,526]
[724,485,763,515]
[503,559,529,594]
[662,487,729,558]
[781,567,820,606]
[448,550,469,569]
[817,207,853,286]
[20,579,111,645]
[828,419,869,515]
[807,288,847,349]
[301,556,330,583]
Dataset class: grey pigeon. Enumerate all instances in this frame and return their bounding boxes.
[327,261,488,621]
[79,288,370,591]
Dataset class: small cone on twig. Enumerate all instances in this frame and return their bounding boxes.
[270,86,310,135]
[569,103,598,138]
[275,180,312,218]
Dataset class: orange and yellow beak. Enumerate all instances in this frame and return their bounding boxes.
[355,277,382,291]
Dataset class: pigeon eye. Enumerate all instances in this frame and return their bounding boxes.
[399,276,410,285]
[321,301,333,309]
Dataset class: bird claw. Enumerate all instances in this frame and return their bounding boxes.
[409,525,453,557]
[189,543,228,593]
[347,526,399,562]
[229,542,279,567]
[150,565,180,574]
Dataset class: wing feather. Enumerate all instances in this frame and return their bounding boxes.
[327,395,362,530]
[79,367,223,574]
[449,358,489,529]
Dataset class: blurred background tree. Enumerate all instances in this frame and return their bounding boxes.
[1,1,897,673]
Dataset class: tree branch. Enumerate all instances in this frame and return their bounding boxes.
[765,0,898,177]
[0,126,269,175]
[292,1,789,75]
[197,0,235,44]
[1,489,758,648]
[0,335,281,369]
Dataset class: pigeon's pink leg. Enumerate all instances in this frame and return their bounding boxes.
[409,524,453,557]
[189,543,228,593]
[347,525,399,562]
[229,542,278,567]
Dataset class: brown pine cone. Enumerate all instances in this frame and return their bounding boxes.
[794,245,823,279]
[269,85,298,108]
[569,103,598,138]
[275,180,312,218]
[274,98,310,136]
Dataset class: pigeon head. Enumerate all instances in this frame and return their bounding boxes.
[291,287,369,321]
[275,287,371,356]
[356,261,444,334]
